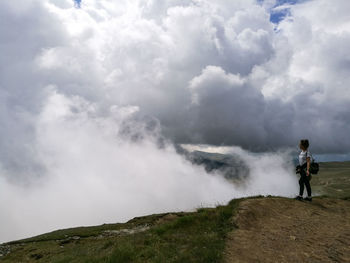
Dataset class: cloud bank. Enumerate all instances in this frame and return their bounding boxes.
[0,0,349,242]
[0,90,298,243]
[2,0,349,157]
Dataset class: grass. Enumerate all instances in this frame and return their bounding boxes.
[311,161,350,199]
[1,198,244,263]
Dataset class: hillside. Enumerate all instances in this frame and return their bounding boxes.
[312,161,350,199]
[223,197,350,263]
[1,161,349,262]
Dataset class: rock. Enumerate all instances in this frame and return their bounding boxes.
[156,213,178,224]
[102,225,150,236]
[0,245,11,257]
[30,253,43,260]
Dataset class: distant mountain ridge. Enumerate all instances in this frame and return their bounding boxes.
[176,146,250,181]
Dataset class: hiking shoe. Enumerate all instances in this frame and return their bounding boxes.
[295,195,303,201]
[304,197,312,202]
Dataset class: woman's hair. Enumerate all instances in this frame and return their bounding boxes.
[300,139,309,149]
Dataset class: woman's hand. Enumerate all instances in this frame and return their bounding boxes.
[306,170,310,176]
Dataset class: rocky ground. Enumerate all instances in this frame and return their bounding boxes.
[223,197,350,263]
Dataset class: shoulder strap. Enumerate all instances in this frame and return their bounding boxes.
[306,150,314,162]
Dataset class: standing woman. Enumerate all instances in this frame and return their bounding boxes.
[295,139,312,201]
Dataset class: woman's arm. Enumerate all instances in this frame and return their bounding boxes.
[306,157,311,176]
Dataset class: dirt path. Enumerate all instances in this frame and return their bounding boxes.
[223,197,350,263]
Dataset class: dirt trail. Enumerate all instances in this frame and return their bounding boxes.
[223,197,350,263]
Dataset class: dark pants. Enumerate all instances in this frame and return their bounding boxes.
[299,169,312,196]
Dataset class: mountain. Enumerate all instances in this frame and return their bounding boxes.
[176,146,250,182]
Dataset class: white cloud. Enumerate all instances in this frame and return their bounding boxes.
[0,90,297,242]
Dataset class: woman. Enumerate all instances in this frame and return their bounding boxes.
[295,139,312,201]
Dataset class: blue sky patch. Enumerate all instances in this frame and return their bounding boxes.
[258,0,308,24]
[74,0,81,8]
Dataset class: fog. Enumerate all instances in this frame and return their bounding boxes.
[0,90,298,242]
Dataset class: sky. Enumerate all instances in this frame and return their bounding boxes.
[60,0,350,155]
[1,0,350,242]
[268,0,303,23]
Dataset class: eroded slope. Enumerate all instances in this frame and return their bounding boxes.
[224,197,350,263]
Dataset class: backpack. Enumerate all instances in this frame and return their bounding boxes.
[310,160,319,174]
[307,151,319,174]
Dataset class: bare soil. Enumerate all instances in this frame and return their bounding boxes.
[223,197,350,263]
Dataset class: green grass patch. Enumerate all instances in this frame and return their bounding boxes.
[1,199,241,263]
[311,161,350,199]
